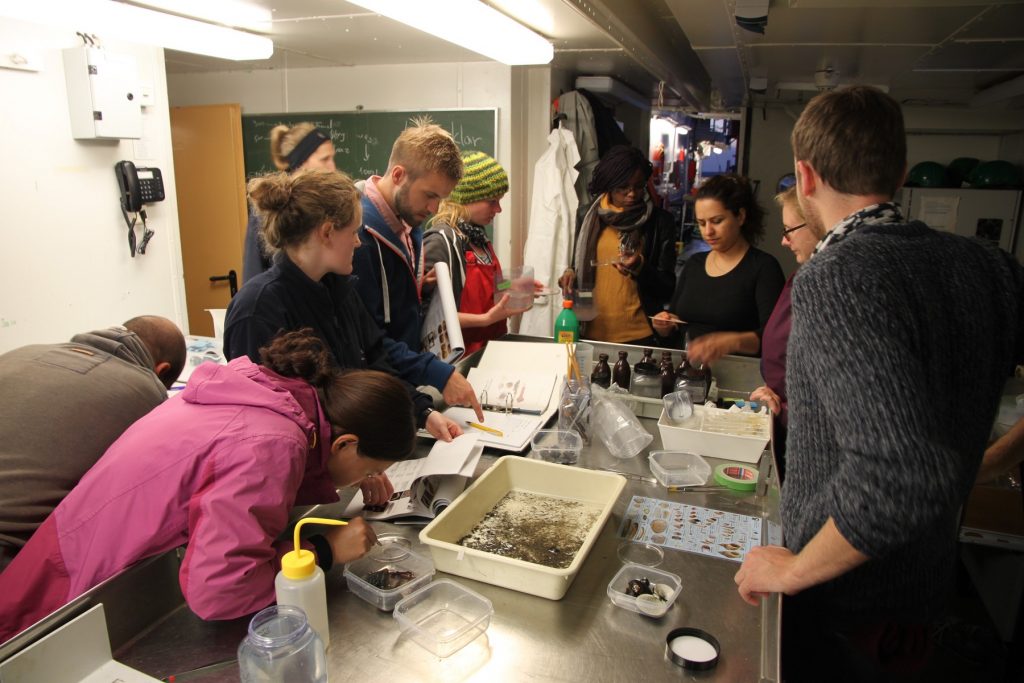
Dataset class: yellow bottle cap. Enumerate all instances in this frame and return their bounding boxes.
[280,517,347,580]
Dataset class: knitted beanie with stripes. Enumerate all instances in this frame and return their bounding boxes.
[447,152,508,204]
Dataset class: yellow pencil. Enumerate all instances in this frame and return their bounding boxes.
[466,421,504,437]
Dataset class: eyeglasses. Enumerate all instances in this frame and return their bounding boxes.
[782,222,806,237]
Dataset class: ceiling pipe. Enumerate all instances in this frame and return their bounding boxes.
[560,0,710,110]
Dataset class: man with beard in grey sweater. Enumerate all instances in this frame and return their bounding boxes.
[734,86,1024,681]
[0,316,185,567]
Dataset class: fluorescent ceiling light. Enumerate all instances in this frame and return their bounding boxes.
[347,0,552,66]
[129,0,273,32]
[0,0,273,61]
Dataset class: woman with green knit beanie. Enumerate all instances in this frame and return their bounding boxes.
[423,152,541,354]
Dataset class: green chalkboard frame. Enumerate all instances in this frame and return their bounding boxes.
[241,109,497,180]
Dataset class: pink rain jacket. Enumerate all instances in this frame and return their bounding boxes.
[0,357,338,643]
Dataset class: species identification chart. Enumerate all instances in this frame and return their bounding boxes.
[618,495,762,563]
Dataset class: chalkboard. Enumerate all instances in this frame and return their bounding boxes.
[241,109,497,180]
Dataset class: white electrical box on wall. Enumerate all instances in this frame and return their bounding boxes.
[62,46,142,140]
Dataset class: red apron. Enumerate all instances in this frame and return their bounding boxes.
[460,247,505,355]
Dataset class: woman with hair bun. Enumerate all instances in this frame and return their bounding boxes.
[242,122,337,281]
[224,169,470,442]
[653,174,784,364]
[0,329,417,642]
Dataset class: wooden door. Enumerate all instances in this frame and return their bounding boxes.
[170,104,247,337]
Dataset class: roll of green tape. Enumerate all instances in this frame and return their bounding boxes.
[713,463,758,491]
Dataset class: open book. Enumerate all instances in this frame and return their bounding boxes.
[343,434,482,522]
[420,262,465,364]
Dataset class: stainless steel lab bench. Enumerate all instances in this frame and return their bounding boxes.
[1,340,781,682]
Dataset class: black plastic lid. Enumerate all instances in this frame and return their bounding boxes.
[665,627,720,671]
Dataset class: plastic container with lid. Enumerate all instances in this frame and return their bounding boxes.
[238,605,327,683]
[275,517,348,649]
[531,428,583,465]
[343,535,435,611]
[393,579,493,657]
[648,450,711,488]
[606,563,682,618]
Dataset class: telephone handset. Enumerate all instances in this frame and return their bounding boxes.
[114,160,164,257]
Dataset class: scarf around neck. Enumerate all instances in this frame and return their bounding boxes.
[813,202,904,256]
[458,221,491,250]
[573,193,653,290]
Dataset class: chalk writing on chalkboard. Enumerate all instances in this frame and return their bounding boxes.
[241,110,496,181]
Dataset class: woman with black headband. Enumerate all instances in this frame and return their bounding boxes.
[242,123,336,282]
[558,145,677,345]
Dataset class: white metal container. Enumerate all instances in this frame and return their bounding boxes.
[657,405,770,464]
[419,456,626,600]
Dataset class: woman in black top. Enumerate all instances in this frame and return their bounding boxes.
[653,174,784,364]
[225,169,471,444]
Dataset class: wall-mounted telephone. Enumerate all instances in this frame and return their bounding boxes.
[115,160,165,212]
[114,160,164,257]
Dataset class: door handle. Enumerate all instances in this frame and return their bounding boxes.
[209,270,238,297]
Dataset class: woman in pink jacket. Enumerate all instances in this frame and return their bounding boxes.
[0,329,417,643]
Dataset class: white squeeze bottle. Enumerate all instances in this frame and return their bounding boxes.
[276,517,346,649]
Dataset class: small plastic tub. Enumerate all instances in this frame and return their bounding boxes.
[531,429,583,465]
[343,540,435,611]
[606,562,682,619]
[393,579,493,657]
[648,450,711,488]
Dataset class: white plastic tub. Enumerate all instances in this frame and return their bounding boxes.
[419,456,626,600]
[657,405,770,464]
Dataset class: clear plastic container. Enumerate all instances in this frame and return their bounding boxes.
[592,394,653,459]
[393,579,493,657]
[606,563,682,619]
[343,539,435,611]
[616,541,664,567]
[648,451,711,488]
[238,605,327,683]
[662,390,694,423]
[531,428,583,465]
[629,357,662,399]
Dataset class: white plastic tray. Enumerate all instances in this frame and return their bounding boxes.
[657,405,770,464]
[419,456,626,600]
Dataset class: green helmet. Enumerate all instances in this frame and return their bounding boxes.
[967,160,1022,189]
[906,161,948,188]
[946,157,980,187]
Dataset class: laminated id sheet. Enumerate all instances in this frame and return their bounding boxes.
[618,495,762,563]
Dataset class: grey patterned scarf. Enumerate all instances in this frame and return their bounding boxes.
[814,202,904,256]
[573,194,653,290]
